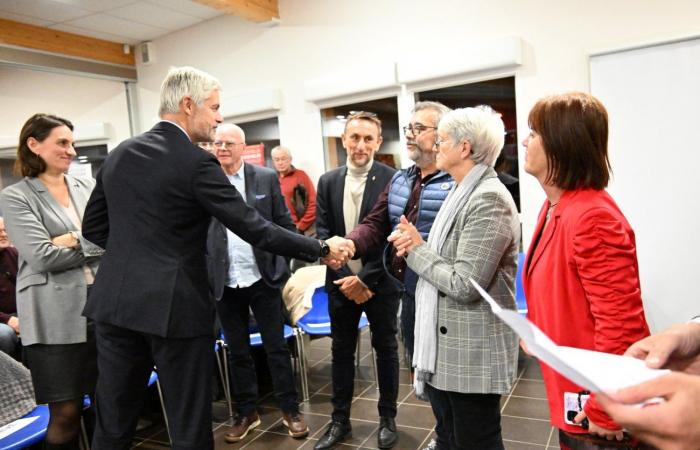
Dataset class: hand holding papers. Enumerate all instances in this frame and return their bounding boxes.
[468,278,669,394]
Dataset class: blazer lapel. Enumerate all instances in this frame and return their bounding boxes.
[359,163,380,219]
[243,164,256,206]
[25,177,74,231]
[526,191,571,277]
[333,167,347,235]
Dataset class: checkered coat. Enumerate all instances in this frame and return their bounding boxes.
[406,169,519,394]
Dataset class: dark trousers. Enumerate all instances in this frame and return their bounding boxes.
[400,291,416,360]
[426,383,504,450]
[92,322,213,450]
[216,281,298,415]
[328,289,400,422]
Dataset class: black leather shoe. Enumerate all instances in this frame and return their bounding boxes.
[313,420,352,450]
[377,416,398,449]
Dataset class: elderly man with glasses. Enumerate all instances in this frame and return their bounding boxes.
[206,123,309,443]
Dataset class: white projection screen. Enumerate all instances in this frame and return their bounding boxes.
[590,37,700,332]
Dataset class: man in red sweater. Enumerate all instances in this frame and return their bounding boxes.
[271,146,317,236]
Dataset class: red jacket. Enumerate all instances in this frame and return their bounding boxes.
[523,189,649,433]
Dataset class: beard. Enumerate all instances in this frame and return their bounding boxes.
[407,143,436,169]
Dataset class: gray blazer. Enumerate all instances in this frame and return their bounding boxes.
[406,169,520,394]
[0,175,103,345]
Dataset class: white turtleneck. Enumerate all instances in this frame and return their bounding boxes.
[343,158,373,274]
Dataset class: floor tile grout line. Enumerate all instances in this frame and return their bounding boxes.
[503,437,548,447]
[545,426,555,447]
[501,413,551,423]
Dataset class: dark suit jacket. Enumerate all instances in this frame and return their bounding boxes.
[206,163,296,300]
[316,161,397,295]
[81,121,320,338]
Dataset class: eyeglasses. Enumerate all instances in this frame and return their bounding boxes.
[434,138,449,149]
[213,141,245,149]
[403,124,437,137]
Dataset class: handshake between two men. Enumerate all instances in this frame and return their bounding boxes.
[320,216,422,306]
[320,236,371,305]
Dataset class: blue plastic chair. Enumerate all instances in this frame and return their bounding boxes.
[0,404,50,450]
[515,252,527,315]
[294,286,375,401]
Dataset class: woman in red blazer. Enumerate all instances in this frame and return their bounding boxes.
[522,92,650,449]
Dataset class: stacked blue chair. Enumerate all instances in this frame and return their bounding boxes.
[294,286,375,401]
[515,252,527,314]
[0,405,49,450]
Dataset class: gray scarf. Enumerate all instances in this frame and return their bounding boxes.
[412,163,488,398]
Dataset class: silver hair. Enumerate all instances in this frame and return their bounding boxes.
[158,66,221,116]
[438,106,505,167]
[412,101,451,123]
[271,145,291,158]
[216,123,245,142]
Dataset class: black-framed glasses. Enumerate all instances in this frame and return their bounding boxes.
[403,124,437,137]
[213,140,245,149]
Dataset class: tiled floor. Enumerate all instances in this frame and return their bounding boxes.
[130,330,560,449]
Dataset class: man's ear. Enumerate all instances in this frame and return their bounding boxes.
[182,96,194,115]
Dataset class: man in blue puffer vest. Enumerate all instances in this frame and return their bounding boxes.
[345,101,453,367]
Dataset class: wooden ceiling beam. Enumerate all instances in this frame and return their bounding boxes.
[0,18,135,67]
[193,0,279,23]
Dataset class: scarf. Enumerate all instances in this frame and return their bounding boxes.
[412,163,488,398]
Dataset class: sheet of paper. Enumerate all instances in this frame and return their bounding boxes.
[0,416,39,440]
[469,278,669,392]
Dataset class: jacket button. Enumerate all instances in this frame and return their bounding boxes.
[438,291,446,297]
[439,326,447,334]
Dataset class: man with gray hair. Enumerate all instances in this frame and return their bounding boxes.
[82,66,351,450]
[344,101,453,366]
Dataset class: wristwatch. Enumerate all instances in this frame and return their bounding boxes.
[319,240,330,258]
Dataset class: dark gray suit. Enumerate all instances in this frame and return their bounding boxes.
[206,163,301,415]
[82,121,320,450]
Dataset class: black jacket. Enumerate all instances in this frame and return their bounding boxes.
[206,163,296,299]
[82,122,319,338]
[316,161,398,295]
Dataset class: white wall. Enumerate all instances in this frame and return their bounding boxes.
[0,65,132,151]
[134,0,700,252]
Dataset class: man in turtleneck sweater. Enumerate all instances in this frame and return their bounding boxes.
[315,112,399,450]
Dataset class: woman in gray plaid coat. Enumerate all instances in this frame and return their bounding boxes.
[389,106,520,450]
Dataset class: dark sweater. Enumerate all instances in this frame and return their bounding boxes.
[0,246,18,324]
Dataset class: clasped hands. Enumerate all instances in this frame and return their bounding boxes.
[321,236,356,270]
[387,215,424,257]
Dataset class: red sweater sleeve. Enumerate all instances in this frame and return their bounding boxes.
[573,208,650,429]
[297,171,317,232]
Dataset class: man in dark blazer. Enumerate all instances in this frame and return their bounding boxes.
[314,112,400,450]
[81,67,350,450]
[206,123,308,443]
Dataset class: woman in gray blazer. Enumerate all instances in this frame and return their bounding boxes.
[0,114,102,450]
[389,107,520,450]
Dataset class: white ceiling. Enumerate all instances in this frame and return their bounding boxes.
[0,0,224,45]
